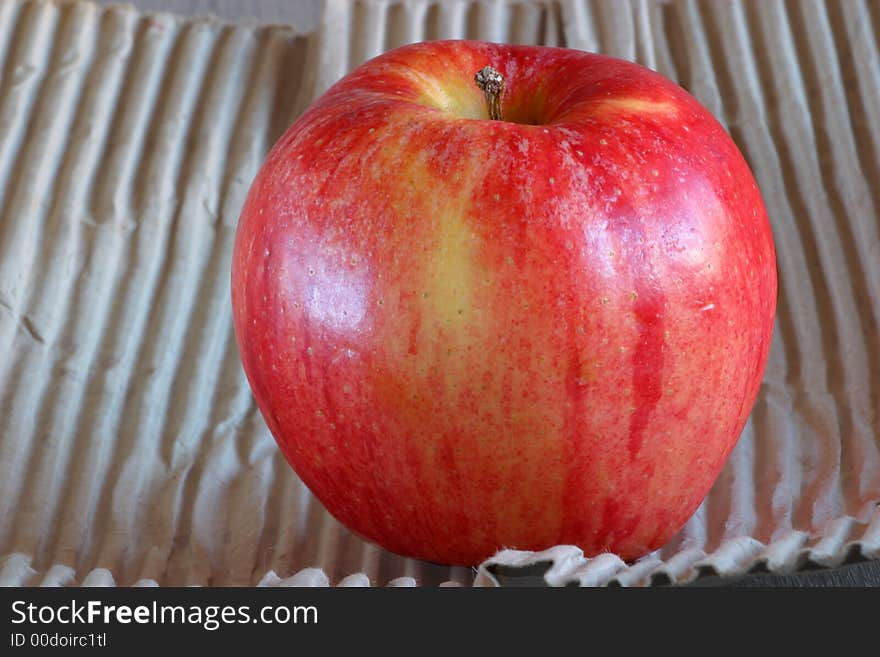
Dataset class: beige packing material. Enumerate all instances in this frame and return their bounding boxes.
[0,0,878,586]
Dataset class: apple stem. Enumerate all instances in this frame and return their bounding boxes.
[474,66,504,121]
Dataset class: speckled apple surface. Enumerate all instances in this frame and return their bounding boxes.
[232,40,777,565]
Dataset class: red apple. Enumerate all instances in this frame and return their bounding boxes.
[231,40,777,566]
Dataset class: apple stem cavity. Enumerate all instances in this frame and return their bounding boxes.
[474,66,505,121]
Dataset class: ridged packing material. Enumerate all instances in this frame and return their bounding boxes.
[0,0,878,587]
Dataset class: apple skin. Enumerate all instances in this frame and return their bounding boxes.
[231,40,777,566]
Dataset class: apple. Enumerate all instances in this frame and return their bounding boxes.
[231,40,777,566]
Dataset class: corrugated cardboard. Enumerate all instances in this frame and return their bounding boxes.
[0,0,878,586]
